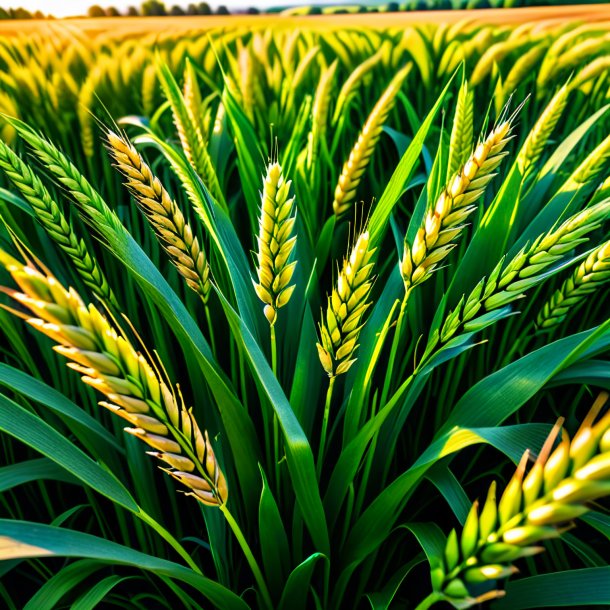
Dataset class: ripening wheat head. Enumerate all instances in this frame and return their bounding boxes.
[0,249,227,507]
[106,130,212,304]
[317,230,376,377]
[401,120,512,292]
[332,64,410,218]
[253,161,297,325]
[431,392,610,607]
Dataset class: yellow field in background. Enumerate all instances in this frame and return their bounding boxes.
[0,5,609,37]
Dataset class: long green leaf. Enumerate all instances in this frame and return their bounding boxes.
[0,520,249,610]
[494,568,610,609]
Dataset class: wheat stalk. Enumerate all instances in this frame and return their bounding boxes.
[317,229,376,378]
[401,120,512,292]
[332,64,410,218]
[253,161,297,326]
[0,249,227,507]
[536,240,610,330]
[429,393,610,608]
[106,130,212,305]
[0,140,117,307]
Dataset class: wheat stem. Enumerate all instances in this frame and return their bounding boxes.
[138,510,202,574]
[413,592,444,610]
[380,291,410,408]
[317,375,336,479]
[220,504,273,610]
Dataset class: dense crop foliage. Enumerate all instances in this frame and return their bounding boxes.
[1,18,610,610]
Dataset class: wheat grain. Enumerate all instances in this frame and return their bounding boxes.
[160,63,226,209]
[516,83,569,177]
[141,63,158,118]
[0,140,117,307]
[498,43,547,113]
[571,55,610,90]
[536,240,610,329]
[306,60,338,171]
[0,250,227,507]
[447,82,474,180]
[470,37,527,87]
[332,50,382,125]
[430,199,610,351]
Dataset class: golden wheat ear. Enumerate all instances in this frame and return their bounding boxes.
[106,130,212,305]
[401,119,513,293]
[0,250,227,508]
[317,229,376,378]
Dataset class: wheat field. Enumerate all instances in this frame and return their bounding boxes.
[0,10,610,610]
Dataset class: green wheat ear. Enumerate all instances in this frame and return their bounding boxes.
[317,229,376,378]
[536,239,610,330]
[253,161,297,326]
[429,392,610,608]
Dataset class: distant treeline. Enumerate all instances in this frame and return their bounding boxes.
[0,2,240,19]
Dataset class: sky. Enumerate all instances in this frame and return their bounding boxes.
[5,0,331,18]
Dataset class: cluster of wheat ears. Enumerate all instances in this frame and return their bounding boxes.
[1,16,610,610]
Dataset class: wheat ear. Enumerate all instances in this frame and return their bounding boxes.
[428,199,610,353]
[332,49,382,125]
[0,250,227,507]
[332,64,410,218]
[253,162,297,326]
[516,83,569,177]
[447,81,474,180]
[317,230,376,378]
[401,121,512,292]
[429,393,610,608]
[161,62,226,209]
[106,131,211,305]
[571,55,610,90]
[0,140,117,307]
[536,240,610,330]
[306,60,338,171]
